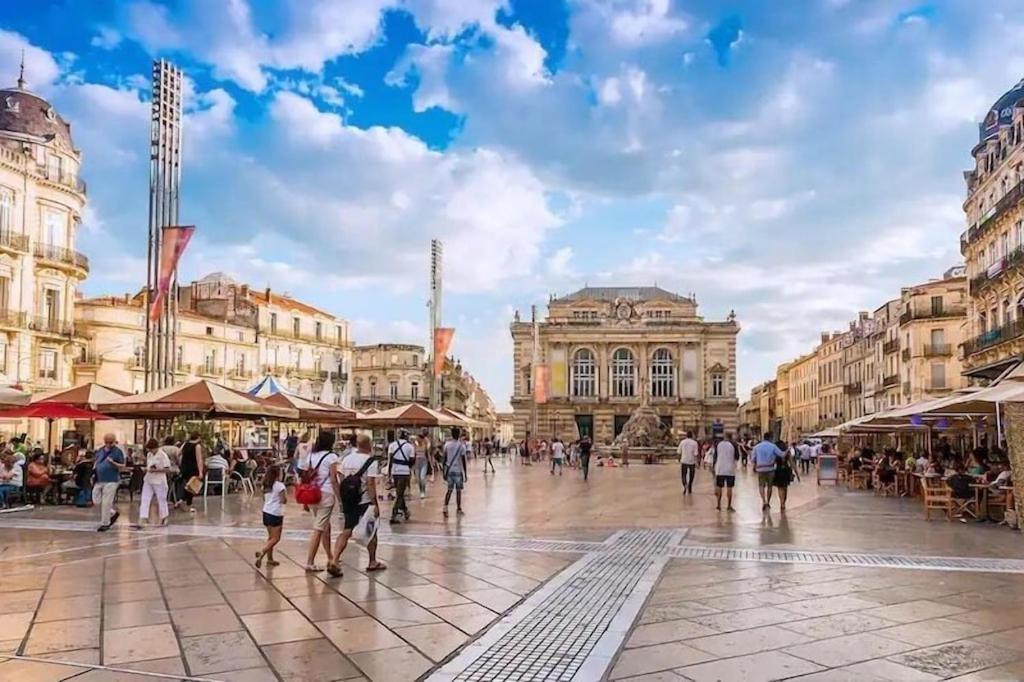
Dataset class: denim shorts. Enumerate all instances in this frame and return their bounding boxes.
[446,471,465,490]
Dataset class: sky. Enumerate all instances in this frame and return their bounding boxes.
[3,0,1024,410]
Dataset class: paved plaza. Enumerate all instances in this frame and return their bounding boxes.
[1,458,1023,681]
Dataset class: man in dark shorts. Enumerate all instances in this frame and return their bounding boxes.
[328,434,385,577]
[712,433,738,511]
[579,436,593,481]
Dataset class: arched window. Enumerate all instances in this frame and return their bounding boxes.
[650,348,674,397]
[571,349,596,397]
[611,348,635,397]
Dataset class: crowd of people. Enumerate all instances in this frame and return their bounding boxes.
[845,441,1014,498]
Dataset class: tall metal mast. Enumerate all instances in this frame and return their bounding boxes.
[429,239,443,409]
[144,60,184,390]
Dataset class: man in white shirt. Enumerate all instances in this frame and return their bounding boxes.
[550,438,565,475]
[797,441,813,476]
[713,433,738,512]
[328,434,384,577]
[678,432,699,495]
[387,430,414,523]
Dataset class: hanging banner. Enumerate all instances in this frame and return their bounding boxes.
[149,225,195,321]
[433,327,455,376]
[534,364,550,404]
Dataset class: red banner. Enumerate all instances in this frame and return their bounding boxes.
[149,225,195,321]
[534,364,549,404]
[433,327,454,376]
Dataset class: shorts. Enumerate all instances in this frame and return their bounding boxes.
[757,471,775,486]
[342,502,370,530]
[312,499,335,530]
[715,475,736,488]
[263,512,283,528]
[446,471,465,490]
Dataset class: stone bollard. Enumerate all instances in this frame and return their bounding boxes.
[1001,402,1024,529]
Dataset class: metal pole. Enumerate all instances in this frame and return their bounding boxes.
[530,304,538,438]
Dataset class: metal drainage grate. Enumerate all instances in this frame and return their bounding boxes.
[669,545,1024,574]
[435,529,679,682]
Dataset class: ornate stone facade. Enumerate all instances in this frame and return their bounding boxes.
[351,343,427,411]
[961,77,1024,380]
[509,286,739,444]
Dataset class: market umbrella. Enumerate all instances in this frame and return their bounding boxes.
[358,403,464,428]
[261,391,362,425]
[0,384,31,408]
[32,382,130,409]
[98,379,299,420]
[247,375,288,398]
[0,403,110,455]
[438,407,487,429]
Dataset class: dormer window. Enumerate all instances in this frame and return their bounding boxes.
[45,107,56,121]
[4,97,18,113]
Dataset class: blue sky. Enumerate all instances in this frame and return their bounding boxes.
[3,0,1024,409]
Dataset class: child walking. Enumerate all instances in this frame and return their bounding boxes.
[256,465,286,568]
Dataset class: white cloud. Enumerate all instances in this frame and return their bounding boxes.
[400,0,506,40]
[90,26,123,50]
[386,43,456,113]
[0,29,62,90]
[578,0,689,47]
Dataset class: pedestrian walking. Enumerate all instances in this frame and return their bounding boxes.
[388,430,414,524]
[256,465,286,568]
[134,438,171,528]
[740,439,750,469]
[798,440,813,476]
[176,432,204,513]
[550,437,565,475]
[752,432,784,511]
[483,438,497,474]
[443,427,469,517]
[774,448,795,511]
[713,433,738,511]
[300,431,340,572]
[414,430,431,499]
[93,434,126,531]
[520,434,532,466]
[678,431,699,494]
[328,434,385,577]
[579,436,593,481]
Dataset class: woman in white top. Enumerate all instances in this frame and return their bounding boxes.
[256,464,286,568]
[136,438,172,527]
[301,431,340,573]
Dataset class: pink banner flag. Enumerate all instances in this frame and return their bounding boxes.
[149,225,195,321]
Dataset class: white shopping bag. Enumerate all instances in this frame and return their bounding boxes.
[353,505,379,546]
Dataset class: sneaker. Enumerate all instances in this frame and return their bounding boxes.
[456,508,464,516]
[97,524,110,532]
[443,507,449,517]
[727,506,736,512]
[715,504,721,510]
[419,493,425,500]
[109,510,120,526]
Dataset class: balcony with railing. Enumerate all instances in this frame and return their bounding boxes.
[33,242,90,275]
[901,348,911,362]
[30,316,73,337]
[228,367,254,380]
[264,327,348,347]
[37,164,87,194]
[74,352,101,366]
[882,374,900,388]
[197,363,224,377]
[882,339,899,355]
[0,230,28,254]
[0,309,26,329]
[899,305,968,324]
[963,177,1024,246]
[963,318,1024,356]
[924,343,952,357]
[844,382,862,395]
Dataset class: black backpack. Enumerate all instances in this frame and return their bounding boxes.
[340,456,379,510]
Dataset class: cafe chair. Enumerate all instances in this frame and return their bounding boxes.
[229,469,254,496]
[874,474,897,498]
[922,476,953,521]
[986,488,1010,523]
[951,494,979,522]
[203,468,225,498]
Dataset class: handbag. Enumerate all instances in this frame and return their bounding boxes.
[185,476,203,495]
[295,453,330,506]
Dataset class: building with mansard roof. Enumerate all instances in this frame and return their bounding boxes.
[509,286,739,444]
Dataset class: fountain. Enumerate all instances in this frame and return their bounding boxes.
[607,378,675,463]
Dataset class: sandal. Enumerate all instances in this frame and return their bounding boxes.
[254,551,263,568]
[267,559,280,567]
[326,563,343,578]
[366,562,387,572]
[304,564,324,573]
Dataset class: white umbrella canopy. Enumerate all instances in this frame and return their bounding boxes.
[0,384,31,407]
[919,382,1024,417]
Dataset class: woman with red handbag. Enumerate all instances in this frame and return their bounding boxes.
[298,431,339,572]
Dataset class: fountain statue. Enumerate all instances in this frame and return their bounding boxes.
[610,376,674,461]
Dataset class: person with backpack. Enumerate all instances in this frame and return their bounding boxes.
[579,436,593,481]
[298,431,340,573]
[443,427,469,517]
[388,429,414,524]
[328,433,384,577]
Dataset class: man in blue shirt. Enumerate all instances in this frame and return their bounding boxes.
[93,433,126,531]
[751,432,784,511]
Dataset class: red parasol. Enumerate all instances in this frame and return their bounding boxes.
[0,403,110,460]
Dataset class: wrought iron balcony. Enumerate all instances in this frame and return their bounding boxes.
[0,309,26,329]
[963,318,1024,356]
[882,374,900,388]
[901,348,911,362]
[30,316,73,336]
[33,242,89,274]
[882,339,899,355]
[964,178,1024,246]
[924,344,952,357]
[843,382,862,395]
[899,305,967,324]
[0,230,28,253]
[228,367,254,380]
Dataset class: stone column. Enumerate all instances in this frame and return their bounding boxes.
[1002,401,1024,526]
